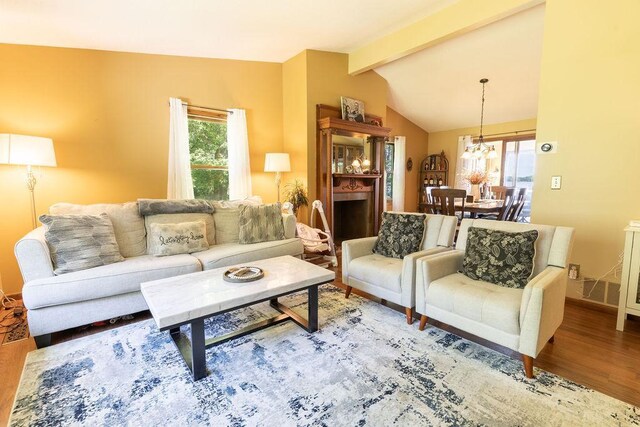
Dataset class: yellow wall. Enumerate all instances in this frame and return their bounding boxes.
[531,0,640,279]
[0,44,284,294]
[428,118,537,186]
[386,107,430,211]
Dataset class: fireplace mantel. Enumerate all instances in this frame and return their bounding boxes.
[316,104,390,240]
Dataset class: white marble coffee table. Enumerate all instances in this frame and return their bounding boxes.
[140,255,335,380]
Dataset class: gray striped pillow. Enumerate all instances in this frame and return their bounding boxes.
[39,213,124,274]
[238,203,285,244]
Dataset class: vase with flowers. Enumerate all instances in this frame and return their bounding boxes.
[462,170,489,202]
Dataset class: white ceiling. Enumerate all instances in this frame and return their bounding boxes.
[375,5,545,132]
[0,0,458,63]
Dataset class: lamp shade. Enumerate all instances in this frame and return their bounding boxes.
[0,134,57,167]
[264,153,290,172]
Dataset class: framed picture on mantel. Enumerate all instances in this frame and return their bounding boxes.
[340,97,365,123]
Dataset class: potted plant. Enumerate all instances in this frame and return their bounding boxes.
[283,180,309,217]
[462,170,489,201]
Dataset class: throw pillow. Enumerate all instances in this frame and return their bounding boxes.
[461,227,539,289]
[147,221,209,256]
[238,203,285,244]
[39,213,124,275]
[144,213,216,248]
[372,212,426,259]
[49,202,146,257]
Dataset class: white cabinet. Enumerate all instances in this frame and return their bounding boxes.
[617,225,640,331]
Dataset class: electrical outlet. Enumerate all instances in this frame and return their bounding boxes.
[568,263,580,279]
[551,176,562,189]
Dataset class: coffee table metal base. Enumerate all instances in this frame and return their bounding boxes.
[168,284,320,381]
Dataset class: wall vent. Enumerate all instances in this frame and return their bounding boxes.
[581,278,620,307]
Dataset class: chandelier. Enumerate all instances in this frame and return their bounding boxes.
[461,78,497,160]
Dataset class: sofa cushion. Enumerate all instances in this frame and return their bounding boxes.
[211,198,263,244]
[148,221,209,256]
[373,212,426,259]
[191,238,303,270]
[427,272,523,335]
[39,213,124,274]
[145,213,215,246]
[22,254,201,309]
[348,254,403,293]
[238,203,285,244]
[462,227,538,289]
[50,202,146,257]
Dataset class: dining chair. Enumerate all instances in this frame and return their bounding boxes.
[431,188,466,222]
[481,187,516,221]
[507,188,527,222]
[490,185,509,200]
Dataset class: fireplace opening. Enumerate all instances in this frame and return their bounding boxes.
[333,198,373,241]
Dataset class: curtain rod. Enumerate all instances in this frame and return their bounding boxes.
[472,128,536,139]
[169,101,233,114]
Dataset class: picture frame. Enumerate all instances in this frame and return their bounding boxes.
[340,96,365,123]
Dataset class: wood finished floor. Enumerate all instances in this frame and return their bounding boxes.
[1,273,639,425]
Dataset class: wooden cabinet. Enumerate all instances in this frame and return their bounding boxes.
[417,151,449,212]
[617,225,640,331]
[316,104,391,241]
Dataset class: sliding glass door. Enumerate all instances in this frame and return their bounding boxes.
[502,139,536,220]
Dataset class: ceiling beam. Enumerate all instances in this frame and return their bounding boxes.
[348,0,545,75]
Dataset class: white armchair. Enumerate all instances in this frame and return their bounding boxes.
[415,219,575,378]
[342,214,457,324]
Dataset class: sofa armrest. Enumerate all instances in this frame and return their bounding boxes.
[400,247,452,308]
[518,266,566,357]
[415,250,464,313]
[282,213,296,239]
[14,226,55,283]
[341,237,377,283]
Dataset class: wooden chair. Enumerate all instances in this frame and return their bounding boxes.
[507,188,527,222]
[489,185,509,200]
[431,188,466,222]
[482,187,516,221]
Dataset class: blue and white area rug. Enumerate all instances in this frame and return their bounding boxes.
[10,286,640,426]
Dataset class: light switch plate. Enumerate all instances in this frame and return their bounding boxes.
[551,176,562,189]
[537,141,558,154]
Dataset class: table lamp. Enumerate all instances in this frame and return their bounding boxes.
[0,134,57,228]
[264,153,290,202]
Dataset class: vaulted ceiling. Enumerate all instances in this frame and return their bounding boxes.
[0,0,544,133]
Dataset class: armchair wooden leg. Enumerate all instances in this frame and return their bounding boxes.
[548,335,555,344]
[405,307,413,325]
[522,354,535,379]
[418,315,428,331]
[345,286,352,299]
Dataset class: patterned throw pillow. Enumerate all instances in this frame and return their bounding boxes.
[462,227,539,289]
[147,221,209,256]
[39,213,124,275]
[238,203,285,244]
[372,212,426,259]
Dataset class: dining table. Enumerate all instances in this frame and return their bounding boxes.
[455,199,503,218]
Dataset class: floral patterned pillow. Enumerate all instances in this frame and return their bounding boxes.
[372,212,426,259]
[462,227,538,289]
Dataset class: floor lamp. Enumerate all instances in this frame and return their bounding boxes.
[0,134,57,229]
[264,153,291,202]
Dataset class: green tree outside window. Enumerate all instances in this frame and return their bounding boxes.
[188,119,229,200]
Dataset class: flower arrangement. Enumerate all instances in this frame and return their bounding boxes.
[462,170,490,185]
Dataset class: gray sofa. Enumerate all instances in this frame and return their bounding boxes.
[15,200,303,347]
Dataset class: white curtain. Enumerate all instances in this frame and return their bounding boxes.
[392,136,406,212]
[454,135,473,190]
[167,97,194,199]
[227,108,252,200]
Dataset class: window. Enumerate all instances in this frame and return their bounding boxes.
[384,142,394,200]
[188,108,229,200]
